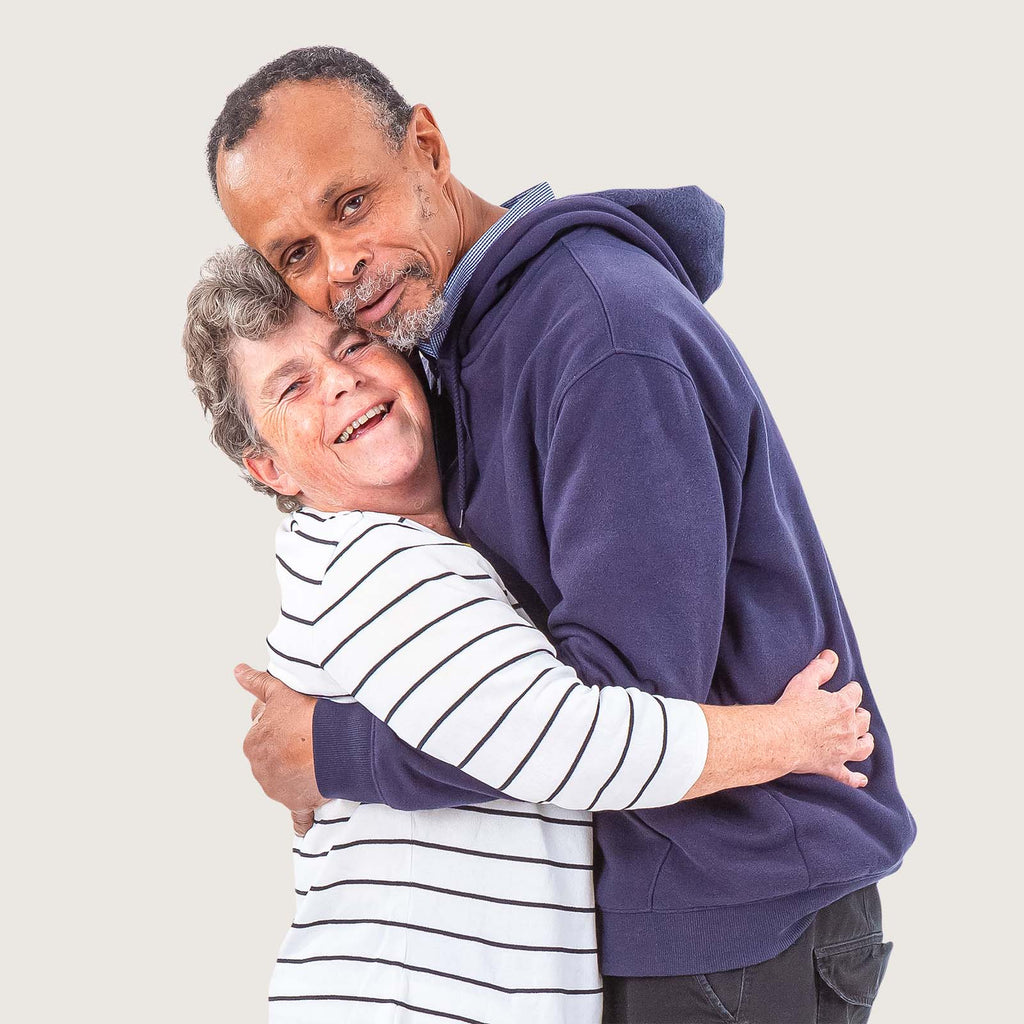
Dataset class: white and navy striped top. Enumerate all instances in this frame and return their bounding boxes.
[266,509,708,1024]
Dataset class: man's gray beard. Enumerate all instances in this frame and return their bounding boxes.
[375,291,446,353]
[332,263,446,353]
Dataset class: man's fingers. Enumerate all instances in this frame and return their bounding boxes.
[292,808,315,837]
[235,663,279,702]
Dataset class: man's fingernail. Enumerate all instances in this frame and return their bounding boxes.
[818,650,836,663]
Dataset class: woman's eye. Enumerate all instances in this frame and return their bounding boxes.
[342,195,364,217]
[343,342,368,357]
[282,380,301,398]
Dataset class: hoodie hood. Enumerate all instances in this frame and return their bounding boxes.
[447,186,724,350]
[595,187,725,302]
[437,186,725,528]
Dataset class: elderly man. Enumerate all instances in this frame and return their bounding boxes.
[209,47,915,1023]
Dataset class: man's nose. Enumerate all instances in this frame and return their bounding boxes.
[325,242,372,299]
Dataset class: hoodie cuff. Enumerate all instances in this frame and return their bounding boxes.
[312,699,381,804]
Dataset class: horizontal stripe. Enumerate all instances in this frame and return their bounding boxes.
[291,835,591,870]
[295,877,594,913]
[289,916,596,954]
[275,554,322,586]
[290,528,337,546]
[269,992,489,1024]
[283,546,484,626]
[275,952,602,996]
[311,814,351,826]
[269,587,492,670]
[454,805,592,828]
[324,527,455,577]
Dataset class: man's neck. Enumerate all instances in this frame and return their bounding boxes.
[445,177,506,266]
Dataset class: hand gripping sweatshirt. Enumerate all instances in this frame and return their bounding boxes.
[312,187,916,975]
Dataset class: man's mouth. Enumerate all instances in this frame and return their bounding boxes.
[355,280,404,326]
[334,402,392,444]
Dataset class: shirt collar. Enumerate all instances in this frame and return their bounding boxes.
[420,182,555,360]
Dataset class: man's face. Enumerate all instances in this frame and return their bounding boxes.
[217,80,457,341]
[235,303,438,514]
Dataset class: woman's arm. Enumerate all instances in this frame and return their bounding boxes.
[268,516,870,812]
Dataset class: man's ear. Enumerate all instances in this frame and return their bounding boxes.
[407,104,451,183]
[244,454,301,498]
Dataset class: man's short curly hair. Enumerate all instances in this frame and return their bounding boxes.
[182,245,301,512]
[206,46,413,197]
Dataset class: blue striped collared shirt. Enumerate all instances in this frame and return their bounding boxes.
[419,182,555,364]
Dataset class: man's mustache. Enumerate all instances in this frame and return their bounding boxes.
[331,260,432,327]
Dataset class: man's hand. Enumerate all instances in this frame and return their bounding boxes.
[774,650,874,787]
[235,664,325,836]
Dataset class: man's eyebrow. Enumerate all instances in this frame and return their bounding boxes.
[261,357,310,399]
[265,237,291,261]
[262,180,350,261]
[317,179,349,207]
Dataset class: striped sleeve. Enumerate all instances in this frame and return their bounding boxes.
[268,513,708,811]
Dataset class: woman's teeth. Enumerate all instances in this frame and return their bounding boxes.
[335,403,389,444]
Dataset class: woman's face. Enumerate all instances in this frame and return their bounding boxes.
[233,303,439,515]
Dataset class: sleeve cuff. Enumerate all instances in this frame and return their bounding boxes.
[312,699,382,804]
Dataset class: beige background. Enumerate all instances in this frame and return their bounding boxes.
[4,1,1020,1020]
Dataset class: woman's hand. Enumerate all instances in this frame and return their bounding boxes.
[773,650,873,787]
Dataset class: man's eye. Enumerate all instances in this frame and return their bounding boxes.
[342,341,369,357]
[285,245,309,266]
[342,195,364,217]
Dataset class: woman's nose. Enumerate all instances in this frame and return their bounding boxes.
[323,358,361,402]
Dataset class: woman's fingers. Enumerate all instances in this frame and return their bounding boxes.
[855,706,871,736]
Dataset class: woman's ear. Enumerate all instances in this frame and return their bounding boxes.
[243,454,301,497]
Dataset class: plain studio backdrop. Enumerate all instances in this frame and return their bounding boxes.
[3,2,1019,1021]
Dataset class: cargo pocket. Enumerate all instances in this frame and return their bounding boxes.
[814,936,893,1023]
[695,967,745,1022]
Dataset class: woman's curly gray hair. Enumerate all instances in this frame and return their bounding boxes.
[182,246,301,512]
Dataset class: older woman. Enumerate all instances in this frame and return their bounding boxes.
[183,246,870,1024]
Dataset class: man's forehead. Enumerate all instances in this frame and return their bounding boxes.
[217,81,385,242]
[225,79,383,173]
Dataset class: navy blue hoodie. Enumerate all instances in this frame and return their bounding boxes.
[313,188,916,975]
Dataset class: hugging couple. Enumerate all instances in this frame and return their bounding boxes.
[183,46,914,1024]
